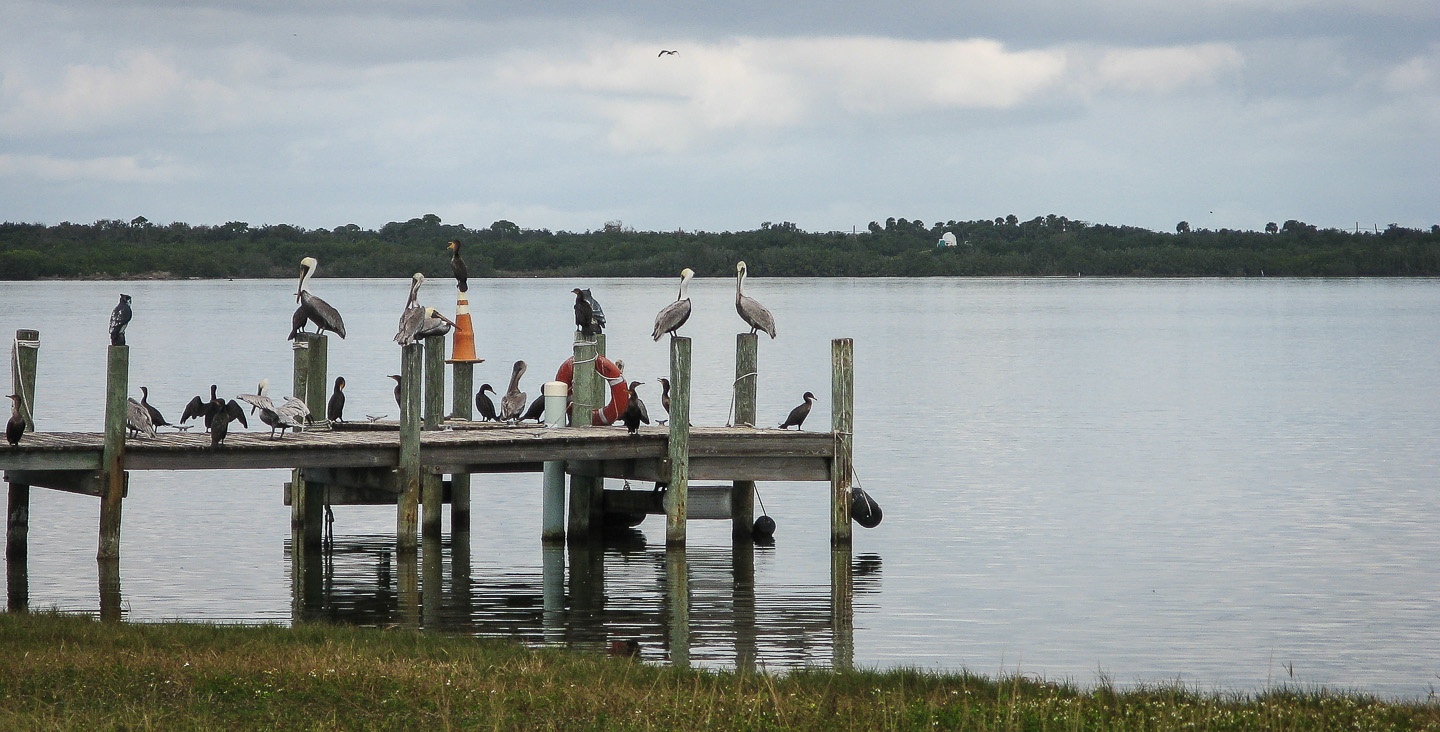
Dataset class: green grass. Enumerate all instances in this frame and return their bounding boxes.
[1,612,1437,731]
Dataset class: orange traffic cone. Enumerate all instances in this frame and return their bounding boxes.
[447,290,483,363]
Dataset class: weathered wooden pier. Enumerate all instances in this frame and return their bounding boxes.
[4,326,861,665]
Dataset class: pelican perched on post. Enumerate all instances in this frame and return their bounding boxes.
[394,273,433,346]
[499,360,528,424]
[735,261,776,338]
[292,257,346,339]
[412,307,457,341]
[651,268,694,340]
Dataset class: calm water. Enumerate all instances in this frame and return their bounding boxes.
[2,276,1439,698]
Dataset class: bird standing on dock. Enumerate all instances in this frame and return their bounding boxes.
[651,268,694,340]
[779,392,816,430]
[181,385,223,431]
[656,377,671,425]
[6,394,25,445]
[327,376,346,424]
[126,397,157,438]
[447,240,469,292]
[522,394,545,422]
[210,400,248,447]
[499,360,528,423]
[621,381,650,435]
[139,386,171,429]
[292,257,347,339]
[572,288,606,337]
[108,294,132,346]
[735,261,776,338]
[237,385,309,438]
[475,383,497,421]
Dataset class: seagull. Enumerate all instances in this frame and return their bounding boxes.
[658,49,677,57]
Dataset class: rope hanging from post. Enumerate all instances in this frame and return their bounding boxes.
[726,370,758,427]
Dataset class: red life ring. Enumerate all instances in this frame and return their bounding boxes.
[554,354,630,426]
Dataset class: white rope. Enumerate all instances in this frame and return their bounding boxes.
[10,337,38,429]
[725,370,759,427]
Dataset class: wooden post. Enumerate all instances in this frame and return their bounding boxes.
[733,539,757,672]
[732,333,757,539]
[7,329,38,611]
[830,546,854,670]
[450,362,473,535]
[567,333,600,541]
[421,335,445,538]
[665,336,691,546]
[291,336,322,548]
[98,557,122,622]
[830,338,854,545]
[397,344,423,551]
[97,345,128,561]
[666,547,690,669]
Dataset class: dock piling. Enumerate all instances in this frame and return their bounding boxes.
[665,336,692,546]
[450,362,473,534]
[567,333,602,541]
[397,344,423,550]
[732,333,757,539]
[421,335,445,538]
[830,338,854,544]
[291,335,324,548]
[97,344,128,561]
[6,329,38,611]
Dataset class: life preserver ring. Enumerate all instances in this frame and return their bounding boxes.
[554,354,629,426]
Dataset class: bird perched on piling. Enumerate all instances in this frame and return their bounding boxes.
[621,381,650,435]
[126,397,157,438]
[475,383,497,421]
[651,268,694,340]
[6,394,25,445]
[209,400,248,448]
[394,275,455,346]
[292,257,346,339]
[139,386,171,429]
[108,294,132,346]
[413,307,457,341]
[499,361,528,424]
[327,376,346,424]
[778,392,816,430]
[447,240,469,292]
[735,261,776,338]
[656,377,671,425]
[572,288,606,337]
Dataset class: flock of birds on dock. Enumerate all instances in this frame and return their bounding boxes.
[4,243,816,448]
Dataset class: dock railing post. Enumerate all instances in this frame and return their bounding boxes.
[665,336,691,546]
[450,361,473,535]
[291,335,323,549]
[567,332,600,541]
[421,335,445,538]
[397,344,423,551]
[732,333,757,540]
[98,344,128,561]
[831,338,854,544]
[7,329,39,612]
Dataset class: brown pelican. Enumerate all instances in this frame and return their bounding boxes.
[412,307,457,341]
[447,240,469,292]
[139,386,172,429]
[778,392,816,430]
[293,257,347,339]
[621,381,650,435]
[651,268,694,340]
[181,385,223,430]
[735,261,776,338]
[210,400,248,448]
[326,376,346,423]
[388,374,402,410]
[499,360,527,423]
[237,385,309,438]
[572,288,605,336]
[126,397,156,438]
[6,394,24,445]
[109,294,132,346]
[475,383,497,421]
[394,273,436,346]
[656,377,671,425]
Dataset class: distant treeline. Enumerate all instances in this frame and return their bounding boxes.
[2,213,1438,280]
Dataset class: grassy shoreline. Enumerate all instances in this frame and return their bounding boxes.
[2,612,1437,731]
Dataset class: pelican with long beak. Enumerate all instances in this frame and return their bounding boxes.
[651,268,694,340]
[735,261,776,338]
[291,257,347,339]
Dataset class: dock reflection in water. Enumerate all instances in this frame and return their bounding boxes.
[287,531,880,670]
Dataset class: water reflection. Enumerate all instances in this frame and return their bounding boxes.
[283,532,881,669]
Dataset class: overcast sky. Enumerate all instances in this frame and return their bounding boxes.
[2,0,1436,235]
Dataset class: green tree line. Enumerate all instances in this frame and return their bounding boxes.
[2,213,1437,280]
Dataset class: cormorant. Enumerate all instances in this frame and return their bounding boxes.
[109,294,132,346]
[651,268,694,340]
[522,394,545,422]
[499,360,528,423]
[621,381,650,435]
[210,400,248,448]
[779,392,816,430]
[126,397,156,438]
[293,257,347,339]
[447,240,469,292]
[572,287,605,336]
[735,261,776,338]
[286,305,309,341]
[656,377,671,425]
[6,394,25,445]
[139,386,171,429]
[327,376,346,423]
[388,375,402,410]
[475,383,497,421]
[180,385,223,430]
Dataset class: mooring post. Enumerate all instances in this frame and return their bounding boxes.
[666,547,690,669]
[830,338,854,544]
[7,329,39,612]
[98,557,122,622]
[421,335,445,538]
[397,343,423,551]
[830,546,855,670]
[665,336,692,546]
[567,332,600,541]
[733,540,757,672]
[421,534,443,628]
[97,344,128,561]
[732,333,758,539]
[541,382,568,543]
[450,361,473,535]
[291,335,323,548]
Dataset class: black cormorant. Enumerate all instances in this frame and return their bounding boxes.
[109,294,132,346]
[475,383,497,421]
[447,240,469,292]
[6,394,25,445]
[572,287,605,336]
[621,381,650,435]
[327,376,346,423]
[778,392,816,430]
[139,386,171,429]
